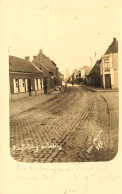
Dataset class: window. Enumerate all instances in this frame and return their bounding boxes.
[15,79,19,88]
[14,79,19,93]
[40,79,42,89]
[38,79,41,90]
[35,79,38,90]
[105,62,110,68]
[22,79,25,87]
[25,79,28,92]
[104,58,110,69]
[19,79,26,93]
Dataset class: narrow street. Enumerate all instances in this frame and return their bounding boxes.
[10,86,118,162]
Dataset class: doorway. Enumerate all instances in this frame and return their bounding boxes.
[43,77,47,94]
[105,74,111,88]
[28,79,31,95]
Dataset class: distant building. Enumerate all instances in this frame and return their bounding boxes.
[82,66,91,82]
[9,56,43,101]
[73,69,79,80]
[80,68,85,79]
[86,59,101,87]
[59,71,64,85]
[65,68,70,81]
[72,66,91,84]
[100,38,118,89]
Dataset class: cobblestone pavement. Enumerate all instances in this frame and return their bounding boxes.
[97,91,119,160]
[10,86,119,162]
[10,91,60,117]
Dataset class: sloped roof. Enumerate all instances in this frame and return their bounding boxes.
[33,57,50,72]
[32,57,51,78]
[36,51,58,77]
[9,56,42,74]
[105,38,118,55]
[59,71,64,76]
[89,59,101,75]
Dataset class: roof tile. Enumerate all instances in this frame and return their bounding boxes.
[9,56,42,74]
[105,38,118,55]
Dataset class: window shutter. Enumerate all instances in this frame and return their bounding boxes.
[38,79,41,89]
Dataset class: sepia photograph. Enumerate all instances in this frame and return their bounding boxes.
[8,0,119,163]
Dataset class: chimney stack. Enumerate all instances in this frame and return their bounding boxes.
[25,56,30,61]
[113,38,116,41]
[39,49,43,61]
[39,49,43,53]
[33,56,37,60]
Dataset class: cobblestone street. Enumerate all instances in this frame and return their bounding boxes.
[10,86,119,162]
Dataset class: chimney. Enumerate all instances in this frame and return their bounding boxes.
[113,38,116,41]
[25,56,30,61]
[33,56,37,60]
[39,49,43,53]
[39,49,43,61]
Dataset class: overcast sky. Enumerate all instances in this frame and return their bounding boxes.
[4,0,120,76]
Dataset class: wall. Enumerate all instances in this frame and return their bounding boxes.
[47,88,55,94]
[9,73,44,101]
[10,92,29,101]
[101,53,118,89]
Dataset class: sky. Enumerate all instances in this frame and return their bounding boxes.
[2,0,120,77]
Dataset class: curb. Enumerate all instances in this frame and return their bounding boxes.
[81,85,118,93]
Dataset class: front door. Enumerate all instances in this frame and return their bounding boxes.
[43,77,47,94]
[105,74,111,88]
[28,79,31,95]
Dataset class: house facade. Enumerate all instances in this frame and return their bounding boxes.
[72,66,91,84]
[9,56,43,101]
[86,60,101,87]
[58,72,64,86]
[100,38,118,89]
[32,50,61,93]
[82,66,91,84]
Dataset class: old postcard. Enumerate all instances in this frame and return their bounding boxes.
[9,0,119,163]
[0,0,122,194]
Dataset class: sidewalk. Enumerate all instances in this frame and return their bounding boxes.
[10,90,60,117]
[81,85,119,109]
[81,85,119,93]
[82,84,119,159]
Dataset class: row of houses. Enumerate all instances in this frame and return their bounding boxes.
[9,50,64,101]
[67,38,118,89]
[86,38,118,89]
[67,66,91,85]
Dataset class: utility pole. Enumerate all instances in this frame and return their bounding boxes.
[90,57,92,68]
[95,52,97,63]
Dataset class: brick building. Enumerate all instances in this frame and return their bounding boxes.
[9,56,43,101]
[86,59,101,87]
[58,71,64,86]
[100,38,118,89]
[32,50,61,93]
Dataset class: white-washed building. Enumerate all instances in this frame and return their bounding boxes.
[9,55,43,101]
[100,38,118,89]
